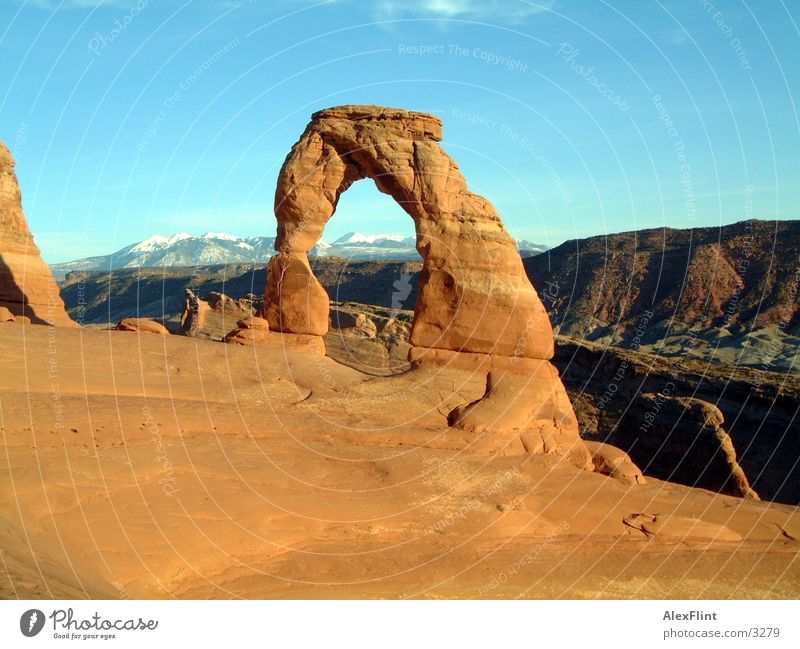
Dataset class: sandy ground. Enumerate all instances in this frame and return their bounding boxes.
[0,324,798,599]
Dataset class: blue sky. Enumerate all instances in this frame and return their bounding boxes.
[0,0,797,263]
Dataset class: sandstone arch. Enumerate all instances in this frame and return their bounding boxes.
[263,106,591,466]
[264,106,552,358]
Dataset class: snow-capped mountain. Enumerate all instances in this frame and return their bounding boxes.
[327,231,418,256]
[50,233,279,278]
[515,239,550,256]
[328,232,548,257]
[332,232,410,245]
[50,231,547,278]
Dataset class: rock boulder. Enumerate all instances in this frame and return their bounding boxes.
[584,441,645,485]
[116,318,170,335]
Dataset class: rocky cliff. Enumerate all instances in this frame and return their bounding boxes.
[0,142,74,326]
[553,337,799,504]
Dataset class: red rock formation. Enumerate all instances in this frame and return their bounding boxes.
[116,318,170,335]
[0,142,75,327]
[555,336,796,503]
[180,288,211,336]
[616,394,758,499]
[262,106,589,466]
[265,105,552,359]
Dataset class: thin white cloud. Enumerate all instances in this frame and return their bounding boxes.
[372,0,555,22]
[23,0,129,9]
[23,0,553,23]
[660,28,691,46]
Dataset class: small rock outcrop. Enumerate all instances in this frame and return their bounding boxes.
[180,288,211,336]
[236,315,270,331]
[116,318,170,335]
[331,307,378,338]
[181,288,255,340]
[224,315,324,354]
[222,315,270,345]
[262,106,588,464]
[615,394,758,499]
[0,142,76,327]
[584,441,645,485]
[324,302,413,374]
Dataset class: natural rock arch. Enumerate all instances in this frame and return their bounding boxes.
[263,105,552,360]
[262,106,591,466]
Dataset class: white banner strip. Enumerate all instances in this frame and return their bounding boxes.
[1,600,798,647]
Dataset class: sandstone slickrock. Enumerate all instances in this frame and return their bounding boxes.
[222,324,269,346]
[623,513,742,543]
[116,318,170,335]
[5,321,799,599]
[262,106,587,463]
[615,394,758,499]
[0,142,75,327]
[224,328,325,355]
[447,365,591,467]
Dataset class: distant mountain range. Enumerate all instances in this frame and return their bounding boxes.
[50,233,277,278]
[50,231,547,278]
[523,219,799,370]
[58,218,799,373]
[524,219,799,337]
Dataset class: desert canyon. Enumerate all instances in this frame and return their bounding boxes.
[1,108,798,599]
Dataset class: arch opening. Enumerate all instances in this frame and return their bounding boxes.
[308,177,421,374]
